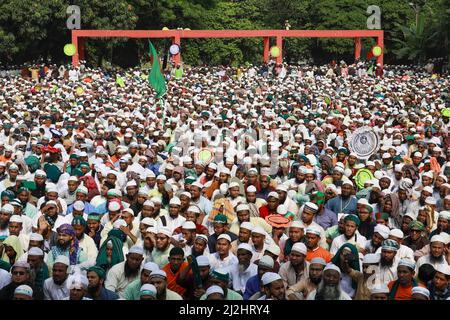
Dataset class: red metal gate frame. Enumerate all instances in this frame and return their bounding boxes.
[71,29,384,68]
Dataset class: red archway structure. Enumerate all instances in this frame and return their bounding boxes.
[71,29,384,68]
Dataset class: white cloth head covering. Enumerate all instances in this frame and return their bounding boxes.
[261,272,282,285]
[323,263,341,275]
[291,242,307,255]
[205,285,224,297]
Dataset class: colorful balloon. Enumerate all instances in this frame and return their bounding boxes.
[270,46,280,58]
[442,108,450,118]
[372,46,382,57]
[169,44,180,55]
[64,43,77,56]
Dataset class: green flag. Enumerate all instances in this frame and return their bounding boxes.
[116,75,125,88]
[148,41,166,98]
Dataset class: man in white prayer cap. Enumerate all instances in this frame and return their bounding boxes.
[307,264,351,300]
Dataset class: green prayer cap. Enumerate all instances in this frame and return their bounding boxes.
[311,191,325,205]
[185,176,197,184]
[211,270,229,282]
[406,135,415,141]
[69,154,79,160]
[72,216,87,226]
[88,266,106,279]
[376,212,390,220]
[79,162,90,169]
[344,214,360,226]
[408,220,425,231]
[87,213,102,221]
[214,214,228,224]
[1,190,15,200]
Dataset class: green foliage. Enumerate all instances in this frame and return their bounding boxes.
[0,0,448,67]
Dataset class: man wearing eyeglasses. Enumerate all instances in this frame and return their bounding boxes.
[0,261,43,300]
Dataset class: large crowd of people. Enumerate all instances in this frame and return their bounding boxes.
[0,58,449,301]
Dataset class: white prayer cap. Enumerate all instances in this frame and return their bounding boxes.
[266,244,280,256]
[370,284,390,295]
[205,285,224,297]
[398,258,416,270]
[140,284,157,297]
[73,200,85,211]
[413,151,423,158]
[141,217,156,226]
[289,221,304,229]
[430,234,445,244]
[276,184,288,192]
[439,211,450,221]
[157,226,172,238]
[217,234,231,243]
[394,164,404,172]
[108,201,121,211]
[67,274,89,289]
[374,224,390,239]
[195,234,208,243]
[237,243,253,253]
[180,191,191,199]
[267,191,279,199]
[1,204,14,214]
[107,189,122,197]
[128,245,144,256]
[146,227,158,234]
[389,229,404,239]
[126,180,137,188]
[54,255,70,267]
[150,270,167,279]
[182,221,196,230]
[240,222,254,231]
[228,182,240,189]
[363,253,380,264]
[46,200,58,207]
[261,272,282,285]
[291,242,307,255]
[422,186,434,194]
[422,171,433,179]
[305,226,321,237]
[143,200,154,207]
[76,186,88,195]
[30,233,44,241]
[191,181,203,189]
[310,257,327,266]
[28,247,44,256]
[9,215,23,223]
[323,263,341,275]
[382,153,391,159]
[187,206,200,214]
[258,255,274,269]
[425,197,436,205]
[156,174,167,181]
[113,219,127,229]
[236,203,250,212]
[14,285,33,297]
[435,264,450,276]
[143,262,159,272]
[169,197,181,206]
[196,255,210,267]
[34,170,47,177]
[411,287,430,299]
[246,185,257,193]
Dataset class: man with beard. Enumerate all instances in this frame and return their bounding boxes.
[279,242,309,288]
[43,256,70,300]
[286,167,306,192]
[71,217,98,268]
[408,187,434,219]
[366,183,383,217]
[151,227,174,268]
[64,274,90,300]
[429,211,450,238]
[176,255,212,300]
[330,214,367,255]
[403,220,430,251]
[190,234,209,257]
[376,239,400,285]
[46,224,87,272]
[189,182,212,216]
[231,222,254,255]
[229,203,271,238]
[26,247,48,290]
[171,221,196,257]
[105,245,144,298]
[149,269,183,300]
[375,229,414,261]
[276,184,298,216]
[258,272,286,300]
[307,264,351,300]
[208,234,238,272]
[388,259,424,300]
[0,261,43,300]
[300,202,328,249]
[17,188,38,221]
[229,243,257,295]
[325,181,357,216]
[157,197,186,233]
[416,235,449,271]
[346,253,380,300]
[244,255,274,300]
[259,192,280,219]
[286,257,326,300]
[85,265,119,300]
[162,247,189,296]
[257,175,274,201]
[86,213,103,250]
[123,261,159,300]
